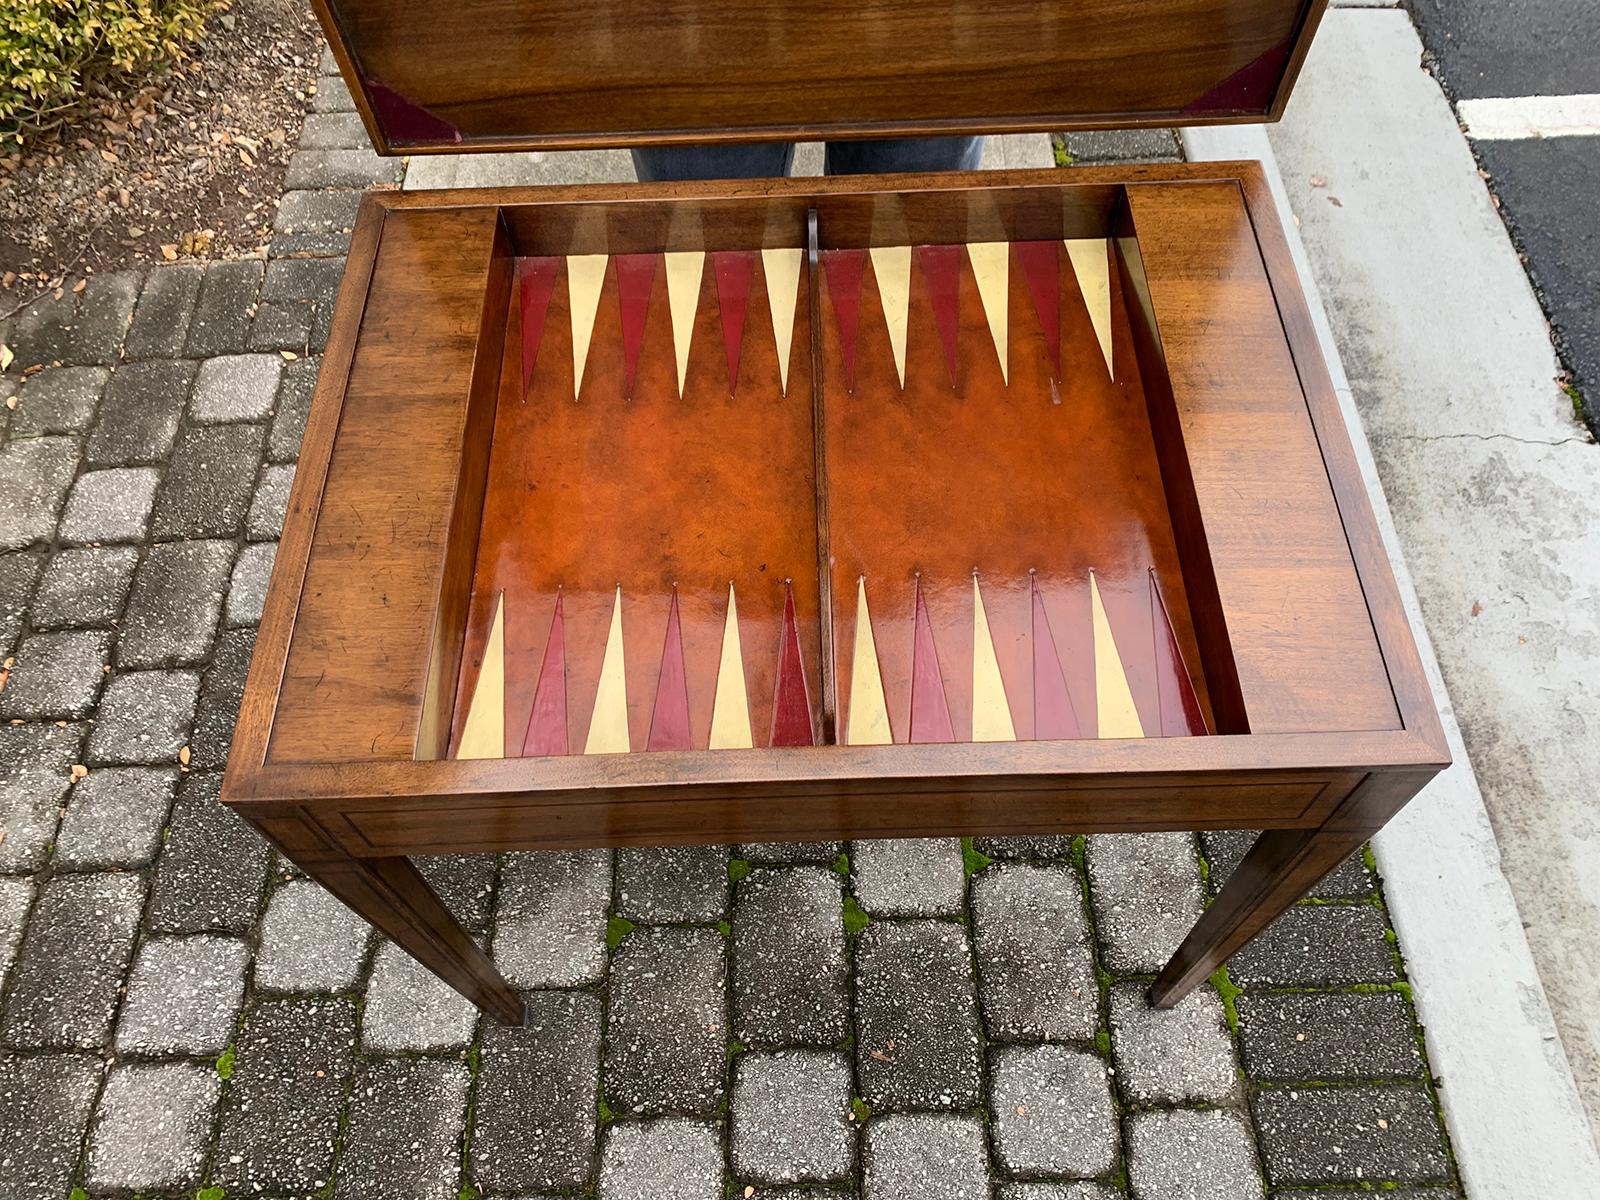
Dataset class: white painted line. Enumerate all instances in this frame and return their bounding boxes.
[1459,93,1600,140]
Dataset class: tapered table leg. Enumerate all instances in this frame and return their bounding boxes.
[252,811,524,1025]
[1148,825,1368,1008]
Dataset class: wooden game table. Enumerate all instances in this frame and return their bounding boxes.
[221,164,1448,1025]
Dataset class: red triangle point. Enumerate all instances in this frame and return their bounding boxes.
[521,592,568,756]
[615,253,659,399]
[770,583,815,747]
[822,249,868,390]
[915,245,963,388]
[648,590,693,751]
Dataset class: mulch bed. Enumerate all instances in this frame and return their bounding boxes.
[0,0,321,300]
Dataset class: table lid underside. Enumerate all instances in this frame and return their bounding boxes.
[316,0,1325,152]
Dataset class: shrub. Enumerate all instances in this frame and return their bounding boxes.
[1,0,221,148]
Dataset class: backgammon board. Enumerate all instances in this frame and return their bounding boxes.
[223,167,1448,1024]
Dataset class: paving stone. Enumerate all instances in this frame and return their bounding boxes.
[248,460,296,538]
[850,837,964,916]
[272,228,361,258]
[1202,829,1375,899]
[68,270,140,362]
[115,934,250,1056]
[269,355,320,460]
[264,254,347,306]
[6,288,78,368]
[970,834,1078,860]
[299,110,371,149]
[989,1045,1117,1178]
[1108,980,1237,1104]
[600,1118,724,1200]
[472,989,601,1192]
[59,465,160,544]
[0,1052,102,1200]
[0,628,111,718]
[1064,127,1183,162]
[152,421,266,539]
[250,298,314,350]
[311,74,357,111]
[149,772,272,932]
[0,551,40,653]
[86,1062,219,1192]
[606,925,726,1116]
[616,844,729,922]
[417,852,496,935]
[226,539,277,626]
[362,938,479,1051]
[1,871,145,1049]
[1126,1108,1264,1200]
[855,920,983,1111]
[125,264,204,358]
[1252,1084,1450,1185]
[732,866,848,1045]
[185,258,264,357]
[861,1113,989,1200]
[1227,905,1398,987]
[55,764,178,868]
[739,839,844,862]
[275,188,364,236]
[255,878,374,991]
[190,352,283,422]
[1237,989,1424,1080]
[88,669,198,763]
[731,1050,854,1183]
[214,996,357,1194]
[0,721,80,871]
[1085,832,1206,974]
[31,545,139,629]
[118,538,235,667]
[86,358,196,465]
[336,1056,469,1200]
[286,147,406,188]
[493,849,611,987]
[12,365,107,434]
[191,627,256,769]
[999,1186,1123,1200]
[970,862,1098,1042]
[1273,1192,1456,1200]
[0,435,79,550]
[0,877,33,991]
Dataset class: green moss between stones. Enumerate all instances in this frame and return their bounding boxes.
[960,837,992,878]
[843,895,870,935]
[728,858,752,883]
[852,1097,873,1122]
[716,919,731,937]
[214,1046,235,1080]
[197,1189,226,1200]
[1094,1026,1112,1057]
[606,915,636,951]
[1209,966,1243,1034]
[831,851,850,875]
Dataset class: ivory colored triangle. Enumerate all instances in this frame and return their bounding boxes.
[846,578,892,746]
[971,576,1016,742]
[1065,238,1113,379]
[567,254,608,399]
[870,245,912,387]
[456,594,505,759]
[709,584,753,749]
[584,586,630,754]
[665,251,704,397]
[1091,572,1144,738]
[762,247,802,395]
[967,242,1009,384]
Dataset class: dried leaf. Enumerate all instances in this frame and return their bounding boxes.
[1309,174,1327,188]
[72,278,87,293]
[0,345,12,372]
[178,745,192,765]
[160,244,179,261]
[70,764,89,780]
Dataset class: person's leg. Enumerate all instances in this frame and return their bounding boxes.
[631,142,796,182]
[823,135,985,176]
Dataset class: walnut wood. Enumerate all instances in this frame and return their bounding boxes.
[223,165,1448,1019]
[312,0,1328,153]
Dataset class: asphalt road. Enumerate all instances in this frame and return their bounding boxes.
[1407,0,1600,430]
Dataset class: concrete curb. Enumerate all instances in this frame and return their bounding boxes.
[1182,116,1600,1199]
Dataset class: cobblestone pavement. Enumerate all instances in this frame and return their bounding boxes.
[0,49,1464,1200]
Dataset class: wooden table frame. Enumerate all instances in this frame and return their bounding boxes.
[222,165,1448,1028]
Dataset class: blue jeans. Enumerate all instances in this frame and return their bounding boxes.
[631,136,985,182]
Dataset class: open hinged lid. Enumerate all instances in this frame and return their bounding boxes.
[313,0,1329,154]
